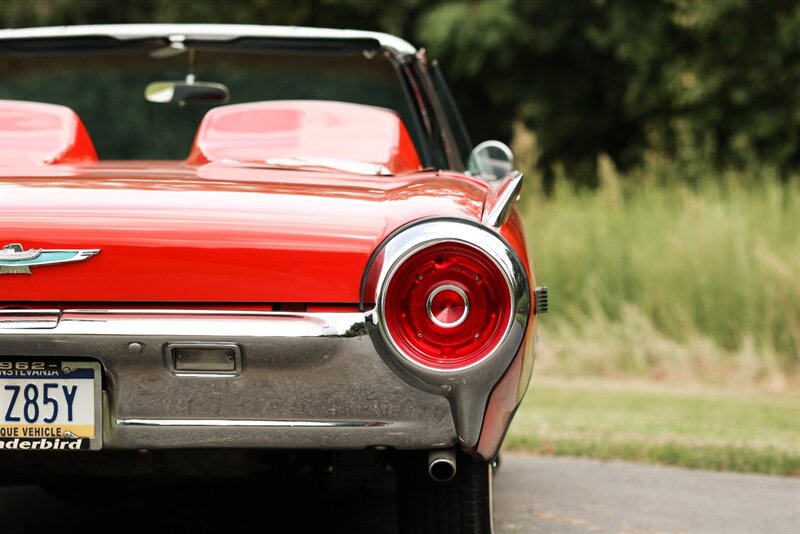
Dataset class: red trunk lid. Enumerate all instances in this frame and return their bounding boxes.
[0,162,486,304]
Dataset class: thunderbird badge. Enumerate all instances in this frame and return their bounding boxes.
[0,243,100,274]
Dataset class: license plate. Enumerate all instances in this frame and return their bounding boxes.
[0,360,102,451]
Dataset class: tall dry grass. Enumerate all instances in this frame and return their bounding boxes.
[517,129,800,391]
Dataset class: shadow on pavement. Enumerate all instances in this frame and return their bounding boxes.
[0,471,398,534]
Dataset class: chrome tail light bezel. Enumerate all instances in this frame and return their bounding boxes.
[361,218,532,448]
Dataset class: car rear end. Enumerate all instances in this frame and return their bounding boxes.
[0,25,544,534]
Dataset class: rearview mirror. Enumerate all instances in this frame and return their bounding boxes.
[468,140,514,181]
[145,81,230,106]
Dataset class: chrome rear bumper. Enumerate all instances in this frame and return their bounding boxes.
[0,309,457,451]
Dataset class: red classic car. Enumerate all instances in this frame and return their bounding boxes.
[0,24,546,533]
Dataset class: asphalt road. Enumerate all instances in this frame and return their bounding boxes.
[0,454,797,533]
[494,454,800,533]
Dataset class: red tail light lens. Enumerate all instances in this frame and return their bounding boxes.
[382,241,512,370]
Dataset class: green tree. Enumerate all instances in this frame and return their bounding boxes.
[419,0,800,185]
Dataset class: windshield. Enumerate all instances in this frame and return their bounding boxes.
[0,42,425,162]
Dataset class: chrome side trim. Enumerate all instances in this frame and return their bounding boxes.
[366,219,531,448]
[117,418,387,428]
[483,171,523,228]
[0,308,61,329]
[0,309,368,338]
[0,308,61,316]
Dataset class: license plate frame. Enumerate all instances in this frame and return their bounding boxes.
[0,360,102,451]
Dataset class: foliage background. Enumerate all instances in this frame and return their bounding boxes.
[3,0,799,186]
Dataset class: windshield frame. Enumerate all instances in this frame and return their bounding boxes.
[0,33,456,169]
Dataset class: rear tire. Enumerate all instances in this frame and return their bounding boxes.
[396,450,493,534]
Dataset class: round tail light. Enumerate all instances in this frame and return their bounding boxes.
[382,241,512,370]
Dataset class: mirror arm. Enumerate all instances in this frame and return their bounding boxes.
[482,170,523,228]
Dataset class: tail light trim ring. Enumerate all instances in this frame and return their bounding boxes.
[426,284,470,329]
[381,239,514,371]
[369,220,529,375]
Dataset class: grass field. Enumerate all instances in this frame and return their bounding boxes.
[510,156,799,473]
[522,167,799,390]
[506,379,800,476]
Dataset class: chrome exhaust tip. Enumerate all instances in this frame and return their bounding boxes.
[428,449,457,482]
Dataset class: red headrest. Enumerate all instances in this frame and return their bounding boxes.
[0,100,98,165]
[187,100,422,175]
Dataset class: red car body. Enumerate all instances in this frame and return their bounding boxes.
[0,24,544,533]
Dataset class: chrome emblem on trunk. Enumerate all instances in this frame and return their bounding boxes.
[0,243,100,274]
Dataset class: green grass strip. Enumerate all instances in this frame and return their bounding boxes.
[505,381,800,476]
